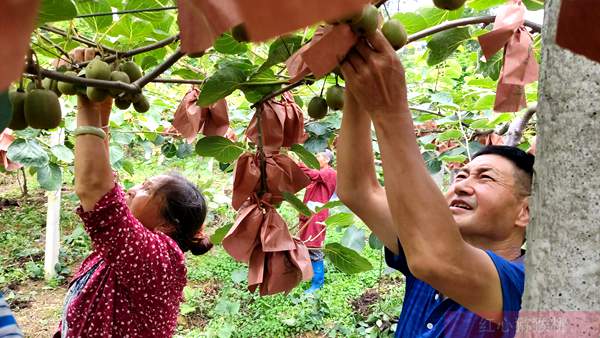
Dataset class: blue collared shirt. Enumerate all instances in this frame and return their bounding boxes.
[385,246,525,337]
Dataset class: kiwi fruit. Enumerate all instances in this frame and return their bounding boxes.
[86,87,109,102]
[57,71,79,95]
[132,94,150,113]
[382,20,408,50]
[42,78,62,97]
[231,24,249,42]
[8,90,28,130]
[119,61,143,82]
[24,89,62,130]
[85,58,111,80]
[114,96,132,110]
[433,0,466,10]
[108,71,131,97]
[307,96,328,119]
[325,85,345,110]
[350,5,379,36]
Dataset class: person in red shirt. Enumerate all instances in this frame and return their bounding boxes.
[54,48,213,338]
[297,149,337,293]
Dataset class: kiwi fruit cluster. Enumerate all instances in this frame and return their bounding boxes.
[306,4,408,120]
[7,58,148,131]
[8,80,62,131]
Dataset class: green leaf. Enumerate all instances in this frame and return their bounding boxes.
[477,50,503,81]
[239,68,282,103]
[76,0,112,31]
[324,243,373,274]
[325,212,355,228]
[214,298,240,316]
[427,27,471,66]
[469,119,491,129]
[214,33,248,55]
[176,142,194,159]
[37,163,62,191]
[368,233,384,250]
[50,145,74,164]
[210,223,233,245]
[0,91,11,133]
[523,0,545,11]
[290,144,320,169]
[7,139,49,167]
[467,0,506,11]
[231,268,247,284]
[282,191,312,217]
[422,151,442,174]
[316,200,344,212]
[392,12,429,35]
[161,142,177,158]
[303,135,329,154]
[437,129,463,142]
[440,154,468,163]
[259,35,303,72]
[124,0,171,22]
[109,145,124,165]
[197,65,247,107]
[473,94,496,110]
[180,303,197,316]
[121,159,135,175]
[195,136,244,163]
[38,0,77,25]
[341,226,367,252]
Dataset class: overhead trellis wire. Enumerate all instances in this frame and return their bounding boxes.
[75,6,178,19]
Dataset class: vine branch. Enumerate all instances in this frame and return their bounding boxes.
[39,25,116,54]
[75,6,177,19]
[505,105,537,146]
[407,15,541,43]
[77,34,181,68]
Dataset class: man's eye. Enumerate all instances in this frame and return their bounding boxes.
[481,175,494,180]
[455,174,466,180]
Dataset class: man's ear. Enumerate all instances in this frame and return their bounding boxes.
[515,197,529,228]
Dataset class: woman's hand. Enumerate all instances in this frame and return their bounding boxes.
[55,48,113,127]
[340,31,410,120]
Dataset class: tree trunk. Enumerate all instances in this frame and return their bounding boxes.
[519,0,600,336]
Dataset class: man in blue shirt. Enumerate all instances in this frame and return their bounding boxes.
[336,31,533,337]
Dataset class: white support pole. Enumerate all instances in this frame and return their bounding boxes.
[44,128,64,280]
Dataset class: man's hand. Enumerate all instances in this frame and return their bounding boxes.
[340,31,410,119]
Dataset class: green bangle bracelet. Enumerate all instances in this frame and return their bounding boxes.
[74,126,106,139]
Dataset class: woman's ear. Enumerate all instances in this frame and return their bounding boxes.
[515,197,529,228]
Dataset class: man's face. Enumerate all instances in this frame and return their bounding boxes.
[126,175,169,231]
[444,155,527,241]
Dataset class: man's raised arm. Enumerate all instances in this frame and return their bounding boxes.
[336,91,399,254]
[340,32,504,323]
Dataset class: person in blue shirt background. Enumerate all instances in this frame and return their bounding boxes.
[336,30,533,337]
[0,293,24,338]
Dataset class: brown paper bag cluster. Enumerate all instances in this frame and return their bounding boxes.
[223,93,315,295]
[177,0,369,55]
[222,194,313,296]
[171,87,230,143]
[246,92,308,153]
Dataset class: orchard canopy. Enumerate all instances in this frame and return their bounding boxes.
[1,1,544,283]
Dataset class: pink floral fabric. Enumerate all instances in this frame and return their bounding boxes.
[54,183,186,338]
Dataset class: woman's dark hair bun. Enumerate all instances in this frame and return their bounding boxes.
[185,236,214,256]
[155,172,213,256]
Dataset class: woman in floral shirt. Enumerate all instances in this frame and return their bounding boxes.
[54,48,212,338]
